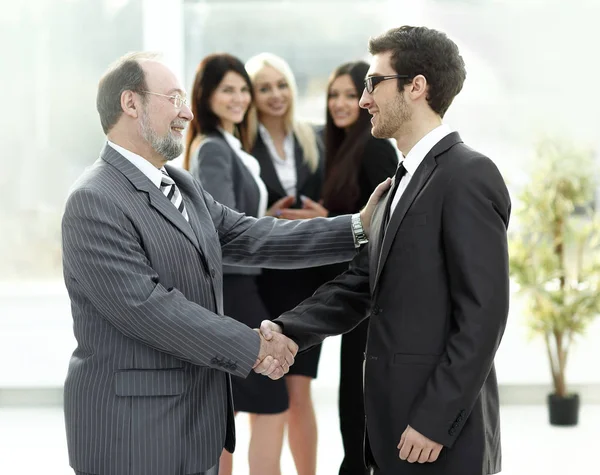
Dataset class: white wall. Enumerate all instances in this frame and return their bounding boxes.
[142,0,185,80]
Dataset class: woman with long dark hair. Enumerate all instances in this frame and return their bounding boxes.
[183,53,292,475]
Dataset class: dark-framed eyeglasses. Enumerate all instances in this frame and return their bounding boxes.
[364,75,411,94]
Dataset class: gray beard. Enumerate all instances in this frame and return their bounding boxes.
[140,109,184,161]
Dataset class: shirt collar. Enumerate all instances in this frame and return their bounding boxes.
[107,140,164,188]
[401,124,452,176]
[258,123,270,141]
[219,127,242,151]
[258,123,294,162]
[258,123,293,142]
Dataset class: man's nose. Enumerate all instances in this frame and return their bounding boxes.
[359,89,371,109]
[179,103,193,121]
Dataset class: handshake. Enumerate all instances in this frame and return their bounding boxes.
[252,321,296,380]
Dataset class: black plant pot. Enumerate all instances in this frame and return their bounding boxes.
[547,393,580,426]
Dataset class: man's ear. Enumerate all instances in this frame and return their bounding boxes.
[408,74,428,101]
[121,90,140,119]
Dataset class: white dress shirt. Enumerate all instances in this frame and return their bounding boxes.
[219,129,268,218]
[107,140,165,187]
[390,124,453,215]
[258,123,297,198]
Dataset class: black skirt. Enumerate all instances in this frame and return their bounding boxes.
[223,274,289,414]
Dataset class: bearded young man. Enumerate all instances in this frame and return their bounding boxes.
[263,26,511,475]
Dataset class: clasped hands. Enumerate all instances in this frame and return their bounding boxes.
[252,322,296,380]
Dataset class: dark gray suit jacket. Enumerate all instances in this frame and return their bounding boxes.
[276,133,511,475]
[61,143,357,475]
[190,133,262,276]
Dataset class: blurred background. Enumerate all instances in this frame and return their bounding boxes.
[1,0,599,474]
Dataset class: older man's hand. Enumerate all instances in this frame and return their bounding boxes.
[252,326,297,380]
[359,177,392,237]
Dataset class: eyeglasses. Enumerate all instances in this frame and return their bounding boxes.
[140,91,188,109]
[364,75,411,94]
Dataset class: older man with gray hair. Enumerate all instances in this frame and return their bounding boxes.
[61,52,389,475]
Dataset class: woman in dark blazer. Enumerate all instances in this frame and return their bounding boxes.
[245,52,328,475]
[183,53,293,475]
[321,61,399,475]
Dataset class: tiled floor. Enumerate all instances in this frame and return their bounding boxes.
[1,396,597,475]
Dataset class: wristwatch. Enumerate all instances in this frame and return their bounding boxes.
[351,213,369,247]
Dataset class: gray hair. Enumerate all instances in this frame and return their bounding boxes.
[96,51,161,134]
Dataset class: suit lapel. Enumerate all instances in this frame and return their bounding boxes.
[372,132,463,290]
[254,135,287,198]
[164,166,208,256]
[147,189,203,254]
[101,144,203,256]
[368,192,390,294]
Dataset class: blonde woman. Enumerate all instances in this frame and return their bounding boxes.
[245,53,329,475]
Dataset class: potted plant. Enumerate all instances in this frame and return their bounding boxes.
[509,137,600,426]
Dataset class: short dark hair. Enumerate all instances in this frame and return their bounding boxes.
[96,52,159,134]
[369,26,466,117]
[183,54,254,169]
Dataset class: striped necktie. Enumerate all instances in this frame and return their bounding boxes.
[160,169,189,221]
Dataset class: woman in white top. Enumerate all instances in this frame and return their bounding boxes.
[183,53,293,475]
[245,52,330,475]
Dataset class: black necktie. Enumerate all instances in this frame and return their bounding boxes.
[383,162,407,226]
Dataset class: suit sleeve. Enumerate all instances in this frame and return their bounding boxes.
[61,187,260,378]
[192,140,238,210]
[273,247,372,350]
[408,157,511,447]
[199,184,358,269]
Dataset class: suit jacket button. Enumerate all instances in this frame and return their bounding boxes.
[448,428,456,435]
[230,364,237,371]
[210,357,219,364]
[210,268,216,278]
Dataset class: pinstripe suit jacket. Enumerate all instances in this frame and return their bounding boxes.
[61,143,356,475]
